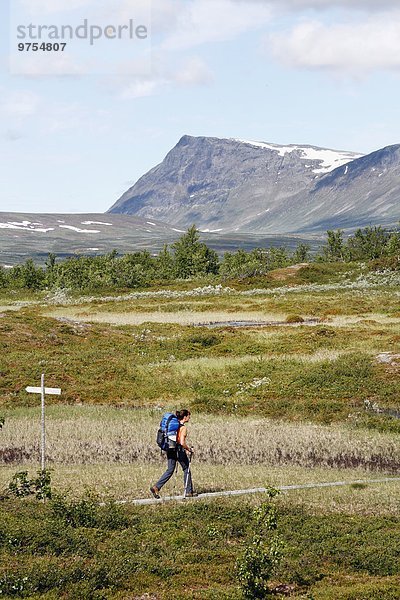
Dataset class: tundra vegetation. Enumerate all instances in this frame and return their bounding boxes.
[0,226,399,599]
[0,224,400,292]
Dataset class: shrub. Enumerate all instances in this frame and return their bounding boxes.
[236,489,284,598]
[8,470,52,501]
[51,494,129,530]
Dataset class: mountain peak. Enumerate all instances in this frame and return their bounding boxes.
[174,135,363,174]
[108,135,400,233]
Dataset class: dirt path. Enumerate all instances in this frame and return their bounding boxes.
[122,477,400,506]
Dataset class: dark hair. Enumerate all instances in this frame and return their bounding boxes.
[176,409,190,420]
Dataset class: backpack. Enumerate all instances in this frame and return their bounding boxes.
[156,412,180,451]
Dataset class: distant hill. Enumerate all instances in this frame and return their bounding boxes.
[0,213,179,266]
[0,212,322,266]
[108,135,400,233]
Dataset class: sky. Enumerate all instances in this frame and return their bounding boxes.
[1,0,400,214]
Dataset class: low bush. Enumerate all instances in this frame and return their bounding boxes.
[50,493,130,530]
[0,495,399,598]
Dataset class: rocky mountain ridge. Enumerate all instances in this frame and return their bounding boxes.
[108,135,400,233]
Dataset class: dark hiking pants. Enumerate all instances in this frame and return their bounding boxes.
[155,446,193,494]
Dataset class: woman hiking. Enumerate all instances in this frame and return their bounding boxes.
[150,409,197,498]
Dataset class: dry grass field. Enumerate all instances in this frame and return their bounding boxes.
[1,406,399,508]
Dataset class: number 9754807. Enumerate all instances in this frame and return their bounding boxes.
[18,42,67,51]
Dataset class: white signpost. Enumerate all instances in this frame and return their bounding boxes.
[25,374,61,471]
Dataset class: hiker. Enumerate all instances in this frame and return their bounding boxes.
[150,409,197,498]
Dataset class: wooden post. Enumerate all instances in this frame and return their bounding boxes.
[25,377,61,473]
[41,373,46,472]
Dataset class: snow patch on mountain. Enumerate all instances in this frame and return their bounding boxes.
[10,220,31,227]
[234,138,363,174]
[0,221,54,232]
[59,225,100,233]
[200,228,223,233]
[81,221,112,226]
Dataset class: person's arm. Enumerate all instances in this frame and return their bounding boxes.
[178,425,193,453]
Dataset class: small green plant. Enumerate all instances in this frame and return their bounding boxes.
[236,488,285,598]
[34,469,52,500]
[51,493,99,528]
[8,471,32,498]
[8,469,52,500]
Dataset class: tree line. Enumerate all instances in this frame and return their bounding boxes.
[1,224,399,292]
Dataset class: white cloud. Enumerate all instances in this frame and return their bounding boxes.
[118,54,214,99]
[113,0,269,100]
[43,105,112,135]
[162,0,272,51]
[3,130,24,142]
[0,87,111,140]
[108,0,159,29]
[43,103,85,133]
[267,12,400,74]
[113,0,273,49]
[119,79,166,100]
[10,53,86,77]
[248,0,400,10]
[20,0,95,15]
[149,0,184,34]
[173,57,213,85]
[0,90,40,118]
[116,0,271,41]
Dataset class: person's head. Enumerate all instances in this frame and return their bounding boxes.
[176,409,191,423]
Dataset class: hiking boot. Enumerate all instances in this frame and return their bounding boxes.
[185,491,198,497]
[150,486,160,499]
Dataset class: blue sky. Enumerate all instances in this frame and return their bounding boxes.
[1,0,400,214]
